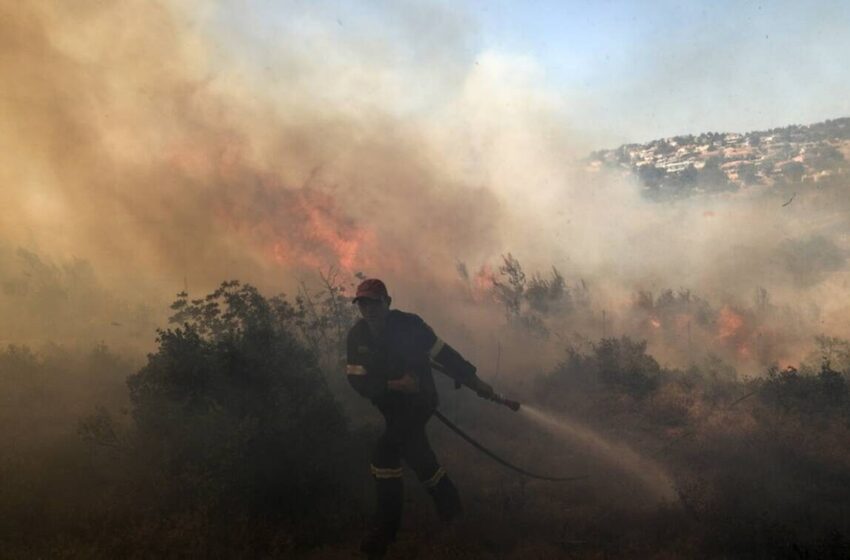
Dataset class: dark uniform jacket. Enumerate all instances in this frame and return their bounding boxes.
[346,310,477,410]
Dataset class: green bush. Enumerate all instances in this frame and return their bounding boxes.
[759,363,849,416]
[536,336,662,408]
[594,337,661,398]
[127,281,357,519]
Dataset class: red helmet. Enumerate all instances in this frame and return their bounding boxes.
[353,278,389,303]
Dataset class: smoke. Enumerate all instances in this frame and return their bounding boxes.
[0,0,505,344]
[1,0,848,370]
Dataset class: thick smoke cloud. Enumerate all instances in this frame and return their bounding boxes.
[0,0,503,337]
[1,0,848,371]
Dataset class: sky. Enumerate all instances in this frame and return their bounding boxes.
[206,0,850,147]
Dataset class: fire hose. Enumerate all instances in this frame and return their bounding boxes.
[431,363,587,482]
[434,409,586,482]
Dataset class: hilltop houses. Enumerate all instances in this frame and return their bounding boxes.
[589,117,850,198]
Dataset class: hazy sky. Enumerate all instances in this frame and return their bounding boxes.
[206,0,850,148]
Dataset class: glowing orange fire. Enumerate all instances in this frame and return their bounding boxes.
[267,191,375,272]
[715,305,756,359]
[474,265,496,290]
[716,306,745,340]
[649,317,662,329]
[166,135,377,273]
[465,264,497,302]
[208,172,376,273]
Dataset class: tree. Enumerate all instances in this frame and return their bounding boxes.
[493,253,526,319]
[781,161,805,183]
[738,163,759,185]
[638,164,666,189]
[292,267,358,371]
[698,157,733,191]
[526,267,568,314]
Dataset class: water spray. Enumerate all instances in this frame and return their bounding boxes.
[431,359,677,500]
[430,360,582,481]
[521,405,678,503]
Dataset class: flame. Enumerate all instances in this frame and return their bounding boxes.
[467,264,497,302]
[650,317,662,329]
[715,305,758,361]
[716,305,745,340]
[212,174,375,273]
[473,265,495,290]
[163,129,377,273]
[300,198,373,271]
[268,191,374,272]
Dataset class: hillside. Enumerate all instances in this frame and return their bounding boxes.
[589,117,850,199]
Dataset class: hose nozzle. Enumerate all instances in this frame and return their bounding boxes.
[491,393,521,412]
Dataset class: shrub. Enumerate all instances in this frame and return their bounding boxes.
[538,336,661,403]
[759,363,849,416]
[127,281,356,520]
[595,337,661,398]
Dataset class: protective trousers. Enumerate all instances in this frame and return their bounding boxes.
[370,397,462,538]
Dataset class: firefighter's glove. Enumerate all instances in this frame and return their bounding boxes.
[387,372,419,394]
[469,376,494,399]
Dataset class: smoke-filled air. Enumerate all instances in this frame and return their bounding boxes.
[3,1,850,558]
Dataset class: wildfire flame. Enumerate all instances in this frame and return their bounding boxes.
[468,264,497,302]
[274,198,374,271]
[716,305,745,341]
[212,175,375,273]
[715,305,755,359]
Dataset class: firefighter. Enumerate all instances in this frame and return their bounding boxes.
[346,278,494,558]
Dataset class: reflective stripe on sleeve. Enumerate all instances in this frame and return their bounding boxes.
[370,465,403,479]
[346,364,367,376]
[429,338,445,360]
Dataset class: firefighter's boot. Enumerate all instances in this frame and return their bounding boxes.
[427,474,463,525]
[361,477,402,558]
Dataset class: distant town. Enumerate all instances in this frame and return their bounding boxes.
[589,117,850,199]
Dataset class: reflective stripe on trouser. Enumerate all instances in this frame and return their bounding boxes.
[346,364,367,376]
[373,406,441,485]
[370,400,448,534]
[422,466,446,488]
